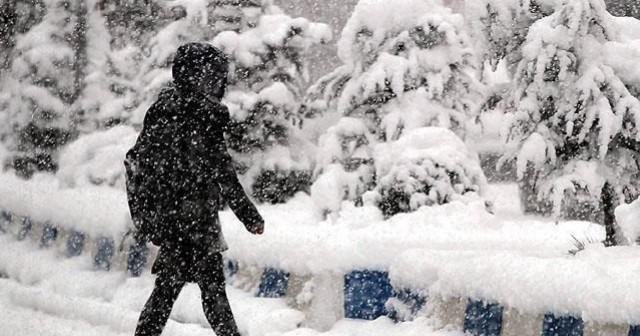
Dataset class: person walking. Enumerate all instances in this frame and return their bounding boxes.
[129,42,264,336]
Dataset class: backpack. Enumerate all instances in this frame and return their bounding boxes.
[124,143,173,246]
[124,97,188,246]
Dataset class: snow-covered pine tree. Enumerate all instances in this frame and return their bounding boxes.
[1,0,87,177]
[213,4,331,204]
[466,0,558,77]
[308,0,483,142]
[504,0,640,244]
[307,0,486,217]
[73,0,173,131]
[605,0,640,19]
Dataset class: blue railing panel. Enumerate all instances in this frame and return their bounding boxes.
[257,268,290,298]
[17,217,32,241]
[66,231,85,257]
[344,270,394,320]
[94,237,115,271]
[542,313,584,336]
[127,238,149,277]
[0,211,11,233]
[225,259,239,279]
[40,223,58,247]
[629,325,640,336]
[388,288,427,321]
[463,299,504,336]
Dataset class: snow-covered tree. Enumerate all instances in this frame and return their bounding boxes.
[308,0,486,216]
[1,0,87,177]
[465,0,559,77]
[605,0,640,19]
[73,0,174,131]
[504,0,640,243]
[308,0,483,141]
[213,6,332,204]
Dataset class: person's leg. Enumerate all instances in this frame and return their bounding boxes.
[134,275,186,336]
[197,255,241,336]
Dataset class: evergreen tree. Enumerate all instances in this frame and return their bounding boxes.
[605,0,640,19]
[213,3,332,204]
[504,0,640,243]
[1,0,87,177]
[308,0,486,216]
[466,0,558,77]
[75,0,171,130]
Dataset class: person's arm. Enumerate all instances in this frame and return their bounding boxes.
[212,149,264,235]
[191,103,264,234]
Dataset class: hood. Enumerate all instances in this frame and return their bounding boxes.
[172,43,229,99]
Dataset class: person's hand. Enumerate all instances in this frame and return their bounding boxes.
[248,221,264,235]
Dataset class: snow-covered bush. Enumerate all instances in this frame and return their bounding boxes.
[367,128,487,218]
[504,0,640,227]
[309,0,486,216]
[213,6,332,204]
[56,125,137,189]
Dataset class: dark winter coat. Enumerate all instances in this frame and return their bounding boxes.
[137,43,263,282]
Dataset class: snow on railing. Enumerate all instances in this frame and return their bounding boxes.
[4,173,637,335]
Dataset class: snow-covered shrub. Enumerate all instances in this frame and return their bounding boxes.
[504,0,640,225]
[213,7,331,203]
[368,128,487,218]
[311,118,376,216]
[56,125,137,189]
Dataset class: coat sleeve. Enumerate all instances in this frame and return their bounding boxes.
[192,103,264,232]
[211,147,265,231]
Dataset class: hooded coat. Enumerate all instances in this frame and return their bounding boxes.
[135,43,263,282]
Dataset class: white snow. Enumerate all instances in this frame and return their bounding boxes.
[391,244,640,325]
[0,173,130,240]
[56,126,138,189]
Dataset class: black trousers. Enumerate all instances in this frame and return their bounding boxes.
[134,256,241,336]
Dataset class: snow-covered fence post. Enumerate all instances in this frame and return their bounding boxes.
[40,222,58,248]
[0,210,11,233]
[94,237,115,271]
[126,237,148,277]
[17,217,32,241]
[66,231,85,257]
[224,259,239,279]
[386,288,427,322]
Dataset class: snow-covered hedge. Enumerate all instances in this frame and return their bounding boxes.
[368,128,487,217]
